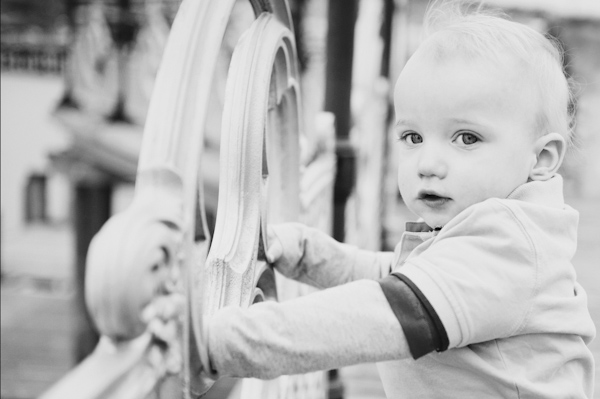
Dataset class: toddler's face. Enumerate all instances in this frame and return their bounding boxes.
[394,52,540,228]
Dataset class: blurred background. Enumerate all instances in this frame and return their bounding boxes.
[1,0,599,398]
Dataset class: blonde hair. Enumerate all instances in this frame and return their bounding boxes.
[420,0,575,143]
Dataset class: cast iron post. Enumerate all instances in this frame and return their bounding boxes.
[324,1,359,397]
[325,0,358,244]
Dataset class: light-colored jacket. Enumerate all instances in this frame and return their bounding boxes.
[205,176,596,398]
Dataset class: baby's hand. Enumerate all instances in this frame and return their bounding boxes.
[265,224,284,263]
[266,223,305,280]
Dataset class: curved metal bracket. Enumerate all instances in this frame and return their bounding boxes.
[205,13,300,312]
[190,11,302,398]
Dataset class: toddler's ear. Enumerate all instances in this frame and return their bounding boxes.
[529,132,566,181]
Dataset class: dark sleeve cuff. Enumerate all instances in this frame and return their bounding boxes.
[378,272,449,359]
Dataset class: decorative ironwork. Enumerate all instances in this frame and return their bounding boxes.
[41,1,333,398]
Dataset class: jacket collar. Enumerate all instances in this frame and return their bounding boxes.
[507,174,564,209]
[405,221,434,233]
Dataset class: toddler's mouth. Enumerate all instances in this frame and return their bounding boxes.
[418,191,451,206]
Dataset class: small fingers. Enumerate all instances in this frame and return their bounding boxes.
[266,225,284,263]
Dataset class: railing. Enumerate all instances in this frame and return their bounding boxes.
[40,0,334,398]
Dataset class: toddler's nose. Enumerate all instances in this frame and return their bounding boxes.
[417,144,448,179]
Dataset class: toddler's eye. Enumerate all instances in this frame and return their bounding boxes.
[403,132,423,144]
[456,132,478,145]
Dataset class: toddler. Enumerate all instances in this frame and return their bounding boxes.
[160,2,597,397]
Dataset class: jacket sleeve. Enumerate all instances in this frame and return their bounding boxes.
[205,280,411,379]
[398,200,538,349]
[267,223,394,289]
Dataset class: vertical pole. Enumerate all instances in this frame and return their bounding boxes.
[324,1,358,398]
[380,0,395,79]
[73,182,112,362]
[379,0,396,250]
[325,0,358,243]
